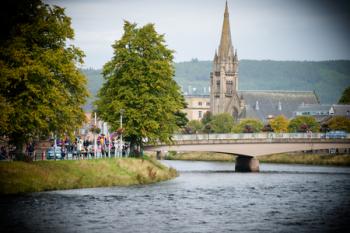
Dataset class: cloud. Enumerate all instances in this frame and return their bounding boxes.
[46,0,350,68]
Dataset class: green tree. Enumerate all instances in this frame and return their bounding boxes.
[0,0,88,157]
[95,21,185,154]
[338,86,350,104]
[185,120,203,134]
[232,118,263,133]
[201,111,213,125]
[327,116,350,132]
[174,111,189,130]
[288,116,320,132]
[210,113,234,133]
[269,115,289,133]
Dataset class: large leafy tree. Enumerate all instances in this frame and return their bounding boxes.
[0,0,88,156]
[338,86,350,104]
[232,118,263,133]
[288,116,320,133]
[95,21,185,154]
[269,115,289,133]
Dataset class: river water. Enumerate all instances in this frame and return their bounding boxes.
[1,161,350,233]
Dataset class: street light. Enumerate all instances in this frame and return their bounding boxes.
[119,109,125,157]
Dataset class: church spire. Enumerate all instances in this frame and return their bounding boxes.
[218,1,234,60]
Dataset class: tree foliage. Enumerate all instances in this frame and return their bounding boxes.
[338,86,350,104]
[185,120,203,134]
[327,116,350,132]
[288,116,320,133]
[0,0,88,155]
[232,118,263,133]
[174,111,189,130]
[210,113,234,133]
[201,111,213,125]
[269,115,289,133]
[95,21,185,152]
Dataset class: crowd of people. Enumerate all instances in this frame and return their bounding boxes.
[0,134,130,161]
[52,135,129,159]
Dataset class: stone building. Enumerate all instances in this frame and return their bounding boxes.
[294,104,350,122]
[185,2,320,122]
[183,95,210,121]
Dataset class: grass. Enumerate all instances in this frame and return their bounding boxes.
[258,153,350,166]
[162,151,350,166]
[164,151,234,162]
[0,157,178,195]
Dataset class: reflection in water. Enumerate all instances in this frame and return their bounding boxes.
[1,161,349,233]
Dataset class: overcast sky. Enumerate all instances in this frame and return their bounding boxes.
[46,0,350,68]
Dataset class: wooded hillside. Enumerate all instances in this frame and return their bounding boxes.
[82,60,350,110]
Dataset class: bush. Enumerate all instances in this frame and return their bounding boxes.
[288,116,320,132]
[232,118,263,133]
[327,116,350,132]
[210,113,234,133]
[269,115,289,133]
[185,120,203,134]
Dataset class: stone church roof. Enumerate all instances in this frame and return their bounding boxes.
[238,90,319,121]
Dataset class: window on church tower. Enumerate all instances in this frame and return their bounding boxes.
[226,80,233,95]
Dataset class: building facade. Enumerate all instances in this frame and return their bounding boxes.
[183,95,210,121]
[294,104,350,122]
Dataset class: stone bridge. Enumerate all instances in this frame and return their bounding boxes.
[145,133,350,172]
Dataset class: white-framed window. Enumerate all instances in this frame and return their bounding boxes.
[198,111,202,118]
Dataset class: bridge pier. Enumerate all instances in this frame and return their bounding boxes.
[156,150,165,160]
[235,156,260,172]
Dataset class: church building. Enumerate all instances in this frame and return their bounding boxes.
[184,2,319,122]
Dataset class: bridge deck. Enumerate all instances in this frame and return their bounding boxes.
[146,142,350,157]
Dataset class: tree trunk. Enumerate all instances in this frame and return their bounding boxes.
[13,137,26,160]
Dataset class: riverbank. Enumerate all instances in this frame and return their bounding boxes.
[164,152,234,162]
[163,152,350,166]
[258,153,350,166]
[0,157,178,195]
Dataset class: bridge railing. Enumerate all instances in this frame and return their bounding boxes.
[171,133,350,141]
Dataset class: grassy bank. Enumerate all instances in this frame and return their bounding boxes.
[258,153,350,166]
[164,152,234,162]
[0,157,178,195]
[164,151,350,166]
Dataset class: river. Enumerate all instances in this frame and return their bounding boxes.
[1,161,350,233]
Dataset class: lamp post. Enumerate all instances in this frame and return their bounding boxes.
[108,132,111,158]
[94,112,97,159]
[119,109,125,157]
[114,137,117,158]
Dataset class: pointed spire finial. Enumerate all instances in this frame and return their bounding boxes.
[225,1,229,15]
[218,1,233,60]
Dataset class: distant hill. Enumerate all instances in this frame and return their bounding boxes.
[81,68,102,111]
[82,60,350,110]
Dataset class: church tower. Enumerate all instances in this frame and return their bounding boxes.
[210,1,242,118]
